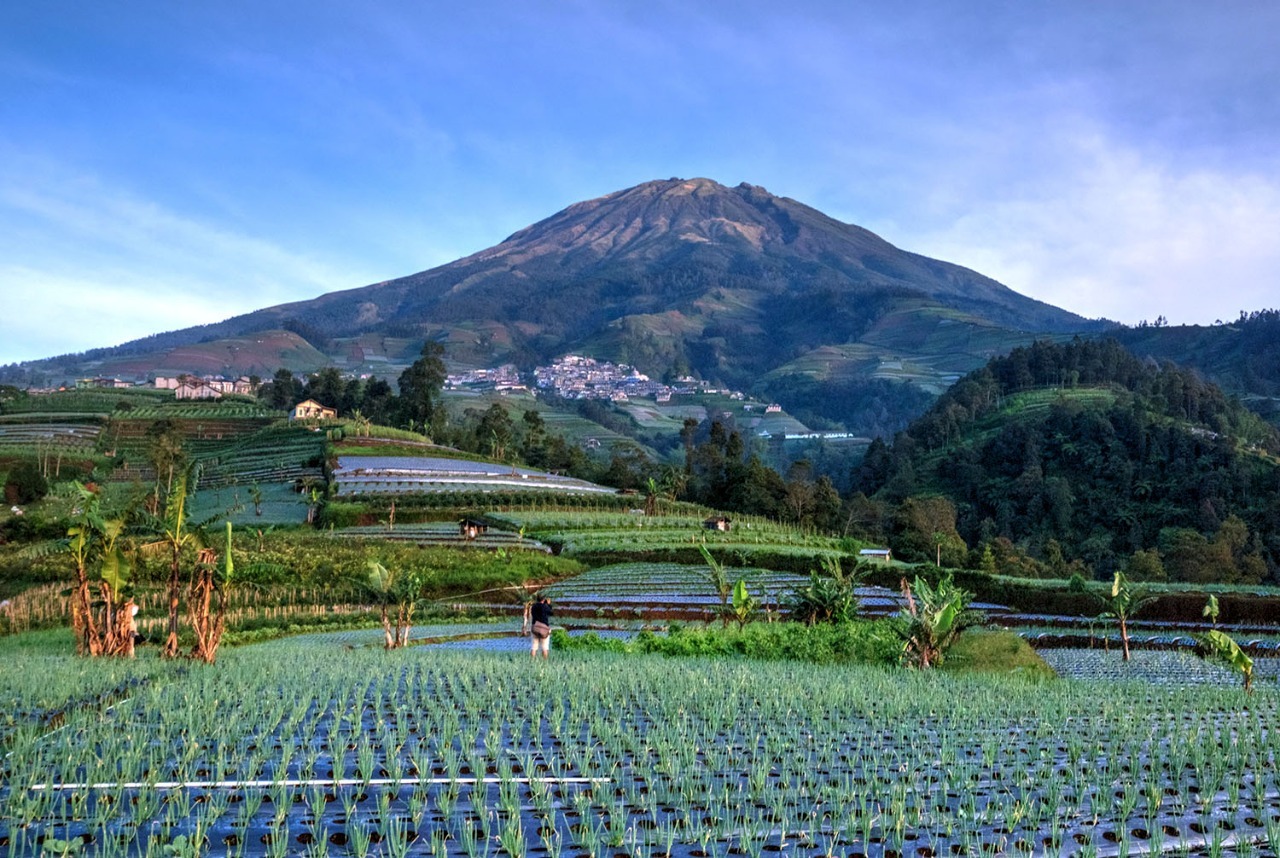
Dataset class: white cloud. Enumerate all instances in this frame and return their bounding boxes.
[905,131,1280,326]
[0,266,231,364]
[0,155,371,364]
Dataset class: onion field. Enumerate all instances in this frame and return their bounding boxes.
[4,640,1280,857]
[1040,648,1280,687]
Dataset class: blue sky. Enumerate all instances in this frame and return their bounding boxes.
[3,1,1279,364]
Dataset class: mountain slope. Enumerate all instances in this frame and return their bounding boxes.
[6,178,1110,433]
[220,177,1098,346]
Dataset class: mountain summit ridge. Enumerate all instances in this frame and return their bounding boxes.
[310,175,1097,341]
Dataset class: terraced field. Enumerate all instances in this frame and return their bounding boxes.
[0,417,102,453]
[194,426,326,490]
[329,523,552,552]
[332,456,617,498]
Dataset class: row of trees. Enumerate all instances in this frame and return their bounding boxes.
[258,342,448,434]
[39,476,235,663]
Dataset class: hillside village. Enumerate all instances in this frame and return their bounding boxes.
[53,357,759,409]
[450,354,756,406]
[40,374,261,400]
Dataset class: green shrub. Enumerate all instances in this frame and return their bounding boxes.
[941,630,1056,679]
[556,621,900,666]
[317,501,366,528]
[3,460,48,505]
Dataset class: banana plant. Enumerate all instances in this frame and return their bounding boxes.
[189,521,235,664]
[897,574,977,669]
[1196,628,1254,692]
[35,481,136,657]
[365,559,423,649]
[1203,593,1220,626]
[698,544,732,626]
[644,477,659,517]
[1099,570,1156,662]
[137,464,217,658]
[729,578,760,630]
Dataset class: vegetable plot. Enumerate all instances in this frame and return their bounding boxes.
[4,644,1280,857]
[332,456,616,498]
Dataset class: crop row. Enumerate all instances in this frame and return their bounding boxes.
[4,644,1279,857]
[0,423,101,450]
[329,525,552,552]
[1041,648,1280,688]
[490,509,837,538]
[333,478,614,498]
[545,563,805,597]
[116,403,278,420]
[4,391,166,414]
[540,564,913,619]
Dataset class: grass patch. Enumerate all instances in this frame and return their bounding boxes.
[942,629,1056,679]
[554,620,901,666]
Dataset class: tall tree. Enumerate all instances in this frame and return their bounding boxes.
[398,341,447,433]
[264,367,303,410]
[144,419,187,510]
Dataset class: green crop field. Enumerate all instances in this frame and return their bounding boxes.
[2,631,1277,857]
[489,509,857,564]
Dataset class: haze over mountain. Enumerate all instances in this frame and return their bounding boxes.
[7,177,1116,431]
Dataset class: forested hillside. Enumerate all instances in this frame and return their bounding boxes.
[1115,309,1280,421]
[855,338,1280,582]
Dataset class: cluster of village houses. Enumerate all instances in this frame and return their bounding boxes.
[70,356,791,421]
[72,374,338,422]
[73,374,256,400]
[524,355,753,404]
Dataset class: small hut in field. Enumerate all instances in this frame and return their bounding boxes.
[460,518,489,540]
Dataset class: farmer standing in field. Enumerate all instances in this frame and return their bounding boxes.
[525,595,553,659]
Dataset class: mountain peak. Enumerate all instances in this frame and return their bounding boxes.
[17,178,1105,398]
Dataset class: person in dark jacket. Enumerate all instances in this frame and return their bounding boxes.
[528,595,553,659]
